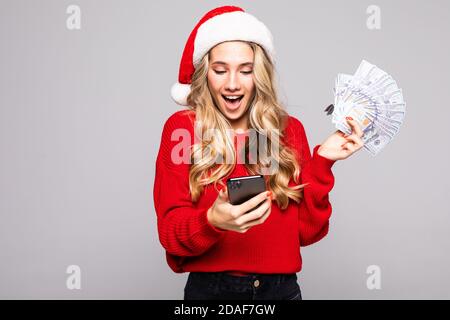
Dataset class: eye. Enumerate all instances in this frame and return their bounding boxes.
[241,70,253,75]
[214,70,226,75]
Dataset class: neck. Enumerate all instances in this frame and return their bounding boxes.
[229,114,249,133]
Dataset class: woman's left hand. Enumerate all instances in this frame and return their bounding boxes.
[317,117,365,161]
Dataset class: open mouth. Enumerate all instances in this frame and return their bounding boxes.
[221,94,244,110]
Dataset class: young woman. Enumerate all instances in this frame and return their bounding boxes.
[153,6,364,300]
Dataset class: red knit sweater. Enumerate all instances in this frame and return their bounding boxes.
[153,110,336,274]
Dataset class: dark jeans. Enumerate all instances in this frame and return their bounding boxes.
[184,272,302,300]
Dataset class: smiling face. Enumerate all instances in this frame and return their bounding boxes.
[207,41,256,131]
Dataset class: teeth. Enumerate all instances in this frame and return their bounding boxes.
[224,95,242,100]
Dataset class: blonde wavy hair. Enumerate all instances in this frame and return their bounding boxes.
[185,41,308,210]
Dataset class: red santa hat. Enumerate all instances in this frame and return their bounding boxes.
[170,5,275,106]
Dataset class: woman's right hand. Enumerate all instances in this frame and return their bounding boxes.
[207,187,272,233]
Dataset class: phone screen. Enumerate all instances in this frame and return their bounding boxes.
[227,175,266,206]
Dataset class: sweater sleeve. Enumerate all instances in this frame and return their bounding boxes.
[153,112,227,257]
[294,119,337,247]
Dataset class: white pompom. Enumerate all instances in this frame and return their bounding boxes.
[170,82,191,106]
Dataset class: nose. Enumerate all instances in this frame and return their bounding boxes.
[225,71,241,92]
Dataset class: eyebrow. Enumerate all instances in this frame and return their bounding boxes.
[211,61,254,67]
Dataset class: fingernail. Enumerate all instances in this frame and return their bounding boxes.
[346,116,353,121]
[267,191,272,198]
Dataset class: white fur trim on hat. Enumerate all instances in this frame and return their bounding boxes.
[170,82,191,106]
[193,11,275,67]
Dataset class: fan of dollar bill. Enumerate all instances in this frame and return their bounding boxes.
[324,60,406,156]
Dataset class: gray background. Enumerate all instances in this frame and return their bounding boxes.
[1,0,449,299]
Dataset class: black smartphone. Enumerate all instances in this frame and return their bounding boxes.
[227,175,267,206]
